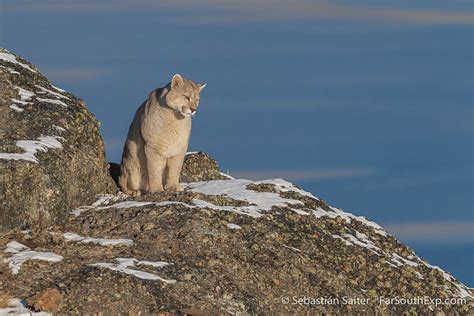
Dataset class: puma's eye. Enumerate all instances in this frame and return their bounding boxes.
[183,95,190,101]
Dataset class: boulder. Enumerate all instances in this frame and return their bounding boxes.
[108,152,231,188]
[0,177,472,314]
[0,48,115,231]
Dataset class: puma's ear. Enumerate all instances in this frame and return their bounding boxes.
[197,83,207,92]
[171,74,183,89]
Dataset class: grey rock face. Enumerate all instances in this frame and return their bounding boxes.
[0,48,116,231]
[0,178,472,314]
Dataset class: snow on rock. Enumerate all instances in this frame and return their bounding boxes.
[187,179,305,217]
[227,223,242,230]
[70,206,94,217]
[16,86,35,101]
[70,194,193,216]
[219,171,234,179]
[52,125,66,132]
[391,253,418,267]
[63,232,134,247]
[0,136,63,163]
[4,241,29,253]
[36,97,68,107]
[51,85,66,93]
[35,85,70,100]
[97,201,154,210]
[0,50,37,73]
[256,178,318,199]
[97,200,193,211]
[3,241,63,275]
[341,232,380,254]
[283,245,301,252]
[187,180,388,238]
[90,258,176,283]
[314,206,388,237]
[0,65,20,75]
[0,298,51,316]
[9,104,24,112]
[11,98,29,105]
[421,260,474,299]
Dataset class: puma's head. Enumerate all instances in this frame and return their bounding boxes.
[165,74,206,117]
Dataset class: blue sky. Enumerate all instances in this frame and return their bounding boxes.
[1,0,473,285]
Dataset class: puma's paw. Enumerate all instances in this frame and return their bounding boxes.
[122,189,141,197]
[165,184,183,192]
[130,190,141,197]
[148,187,164,194]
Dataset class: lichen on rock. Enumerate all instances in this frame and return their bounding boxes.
[0,48,116,232]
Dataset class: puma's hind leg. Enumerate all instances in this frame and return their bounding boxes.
[119,141,142,196]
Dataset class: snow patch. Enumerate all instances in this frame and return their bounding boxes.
[391,253,418,267]
[3,241,63,275]
[16,86,35,101]
[35,85,70,100]
[96,201,154,210]
[256,178,318,200]
[92,193,127,206]
[332,231,380,254]
[0,298,51,316]
[53,125,66,132]
[51,85,66,93]
[314,206,388,237]
[414,271,424,280]
[187,179,305,218]
[227,223,242,230]
[0,51,37,73]
[342,233,380,254]
[11,98,29,105]
[70,195,193,216]
[0,65,20,74]
[37,97,68,107]
[70,206,94,217]
[283,245,301,252]
[220,171,234,179]
[9,104,24,112]
[90,258,176,283]
[4,241,29,253]
[63,232,133,246]
[0,136,63,163]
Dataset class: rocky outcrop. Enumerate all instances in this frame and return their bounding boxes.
[0,48,472,315]
[109,152,231,187]
[0,48,115,232]
[0,175,472,314]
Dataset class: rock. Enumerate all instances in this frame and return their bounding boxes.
[0,49,472,314]
[0,48,116,231]
[0,177,472,314]
[180,152,231,182]
[26,288,64,312]
[108,152,231,189]
[179,307,210,315]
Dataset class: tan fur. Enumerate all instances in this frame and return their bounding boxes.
[118,74,206,196]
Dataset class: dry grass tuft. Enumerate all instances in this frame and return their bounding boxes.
[0,291,12,308]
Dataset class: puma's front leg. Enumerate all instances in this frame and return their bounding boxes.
[145,145,166,193]
[165,153,185,192]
